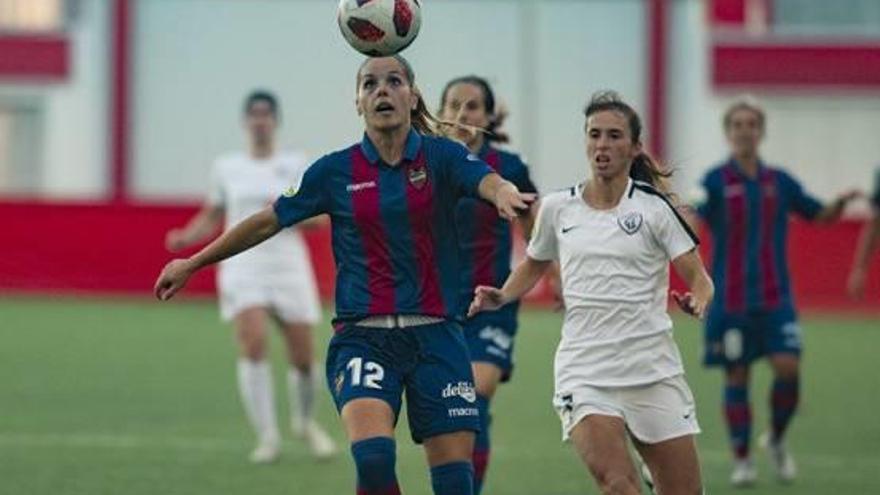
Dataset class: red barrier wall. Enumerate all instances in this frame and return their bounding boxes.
[0,201,877,312]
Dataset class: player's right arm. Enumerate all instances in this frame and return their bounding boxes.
[165,204,224,252]
[468,195,558,317]
[468,257,552,317]
[155,207,282,301]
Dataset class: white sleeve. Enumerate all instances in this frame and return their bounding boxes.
[206,159,225,207]
[526,197,559,261]
[650,198,699,261]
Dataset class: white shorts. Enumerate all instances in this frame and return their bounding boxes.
[218,277,321,325]
[553,374,700,444]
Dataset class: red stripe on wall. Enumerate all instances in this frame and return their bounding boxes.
[0,35,69,79]
[110,0,132,202]
[404,152,445,315]
[723,168,747,312]
[759,170,781,307]
[1,201,877,313]
[350,148,395,314]
[709,0,747,25]
[0,200,334,299]
[713,43,880,88]
[646,0,668,159]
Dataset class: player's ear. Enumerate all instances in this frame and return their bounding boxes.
[355,95,364,116]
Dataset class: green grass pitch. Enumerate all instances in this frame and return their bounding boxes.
[1,295,878,494]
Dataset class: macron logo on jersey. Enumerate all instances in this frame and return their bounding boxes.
[346,181,377,192]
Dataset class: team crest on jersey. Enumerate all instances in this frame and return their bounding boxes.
[282,186,298,197]
[408,164,428,189]
[617,211,643,235]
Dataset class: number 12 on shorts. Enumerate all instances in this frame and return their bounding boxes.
[346,357,385,389]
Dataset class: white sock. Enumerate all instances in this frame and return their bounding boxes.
[288,366,315,428]
[236,359,280,444]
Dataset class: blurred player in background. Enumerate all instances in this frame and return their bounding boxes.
[438,75,537,495]
[847,167,880,299]
[695,98,860,487]
[164,90,336,463]
[155,56,534,495]
[470,91,712,495]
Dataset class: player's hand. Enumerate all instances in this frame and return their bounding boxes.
[671,290,706,320]
[847,267,868,300]
[494,183,536,221]
[837,189,863,205]
[165,229,188,252]
[154,258,196,301]
[468,285,507,317]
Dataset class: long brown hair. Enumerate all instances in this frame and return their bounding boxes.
[356,55,446,137]
[583,90,672,189]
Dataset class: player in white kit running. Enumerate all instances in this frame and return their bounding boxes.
[165,91,336,463]
[469,91,713,494]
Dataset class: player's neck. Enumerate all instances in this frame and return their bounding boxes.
[734,153,760,178]
[367,126,408,166]
[250,142,275,160]
[584,174,629,210]
[468,135,485,154]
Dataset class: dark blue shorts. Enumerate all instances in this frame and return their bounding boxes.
[325,320,481,444]
[463,304,518,382]
[703,304,803,367]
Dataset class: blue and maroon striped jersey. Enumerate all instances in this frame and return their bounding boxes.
[273,129,493,323]
[697,159,823,313]
[455,143,536,310]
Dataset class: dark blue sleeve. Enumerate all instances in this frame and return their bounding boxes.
[782,171,823,220]
[507,155,538,194]
[695,172,714,220]
[872,168,880,210]
[442,139,493,198]
[272,156,329,227]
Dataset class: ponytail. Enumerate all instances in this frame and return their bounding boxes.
[410,88,445,137]
[630,151,672,190]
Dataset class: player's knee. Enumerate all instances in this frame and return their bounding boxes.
[585,459,637,495]
[291,355,312,373]
[351,436,397,489]
[725,366,749,386]
[596,471,640,495]
[239,341,267,361]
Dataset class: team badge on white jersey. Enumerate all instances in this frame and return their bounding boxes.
[617,211,643,235]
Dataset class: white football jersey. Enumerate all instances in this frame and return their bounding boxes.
[208,150,314,286]
[528,179,698,387]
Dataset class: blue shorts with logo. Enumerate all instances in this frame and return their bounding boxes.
[325,320,481,444]
[463,302,518,382]
[703,303,803,367]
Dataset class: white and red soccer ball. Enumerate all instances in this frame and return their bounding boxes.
[337,0,422,57]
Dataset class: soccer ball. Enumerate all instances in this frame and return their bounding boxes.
[337,0,422,57]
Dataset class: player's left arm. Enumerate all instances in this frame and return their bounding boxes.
[671,249,714,320]
[785,171,861,224]
[813,189,862,224]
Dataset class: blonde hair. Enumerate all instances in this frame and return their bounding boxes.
[723,96,765,131]
[357,55,450,137]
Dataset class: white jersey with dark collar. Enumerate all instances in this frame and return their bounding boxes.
[527,179,699,387]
